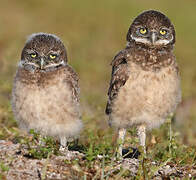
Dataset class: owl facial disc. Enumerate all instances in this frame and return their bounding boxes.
[127,10,175,47]
[20,33,67,72]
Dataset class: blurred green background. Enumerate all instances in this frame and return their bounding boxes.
[0,0,196,145]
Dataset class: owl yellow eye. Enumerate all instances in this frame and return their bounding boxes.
[139,28,147,35]
[49,54,57,59]
[30,53,37,58]
[160,29,167,35]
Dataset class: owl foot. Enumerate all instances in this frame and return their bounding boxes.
[137,125,146,155]
[117,128,126,159]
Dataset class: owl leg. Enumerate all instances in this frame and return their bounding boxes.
[59,136,68,152]
[38,135,46,146]
[117,128,126,157]
[137,124,146,154]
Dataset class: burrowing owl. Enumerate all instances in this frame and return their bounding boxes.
[12,33,83,150]
[106,10,181,155]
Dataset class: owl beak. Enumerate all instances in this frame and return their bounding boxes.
[151,32,157,44]
[40,58,45,69]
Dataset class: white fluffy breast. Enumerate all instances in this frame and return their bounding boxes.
[12,73,82,139]
[110,62,181,129]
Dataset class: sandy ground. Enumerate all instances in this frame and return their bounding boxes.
[0,140,195,179]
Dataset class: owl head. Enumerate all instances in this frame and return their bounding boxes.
[127,10,175,48]
[20,33,67,72]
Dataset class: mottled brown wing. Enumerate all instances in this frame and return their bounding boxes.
[64,65,80,103]
[105,49,130,115]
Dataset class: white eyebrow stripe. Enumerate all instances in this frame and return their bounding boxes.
[25,49,36,54]
[48,50,61,55]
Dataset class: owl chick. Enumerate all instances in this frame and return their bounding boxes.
[106,10,181,156]
[12,33,83,151]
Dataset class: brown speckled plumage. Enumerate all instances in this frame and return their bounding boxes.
[105,10,181,155]
[12,33,82,148]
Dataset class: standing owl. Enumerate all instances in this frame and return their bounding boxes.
[12,33,83,151]
[106,10,181,156]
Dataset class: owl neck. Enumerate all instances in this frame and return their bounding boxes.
[17,65,66,86]
[126,41,176,71]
